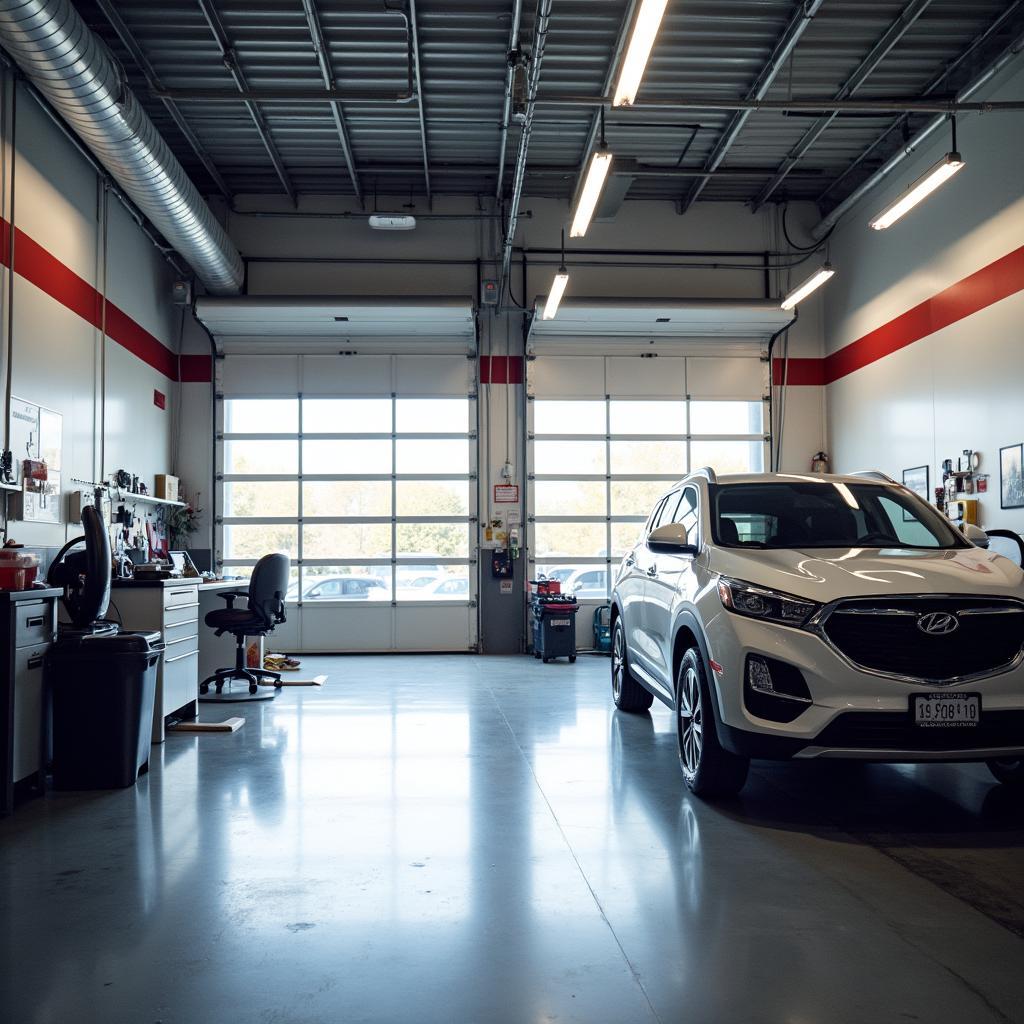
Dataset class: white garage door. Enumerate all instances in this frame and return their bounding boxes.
[526,352,768,608]
[216,353,478,652]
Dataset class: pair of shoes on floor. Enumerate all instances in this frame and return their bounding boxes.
[264,652,301,672]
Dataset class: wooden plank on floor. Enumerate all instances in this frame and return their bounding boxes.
[168,718,245,733]
[258,675,327,687]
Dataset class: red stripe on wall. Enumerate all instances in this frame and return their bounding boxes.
[772,357,826,386]
[179,354,213,383]
[823,243,1024,384]
[480,355,524,384]
[0,216,180,381]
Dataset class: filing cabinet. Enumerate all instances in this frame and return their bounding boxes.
[1,589,60,815]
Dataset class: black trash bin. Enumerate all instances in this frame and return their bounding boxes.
[47,630,163,790]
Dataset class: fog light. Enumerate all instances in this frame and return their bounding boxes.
[748,656,775,695]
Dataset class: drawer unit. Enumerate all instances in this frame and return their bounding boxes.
[14,602,56,649]
[12,644,47,783]
[164,585,199,611]
[164,617,200,645]
[163,646,200,718]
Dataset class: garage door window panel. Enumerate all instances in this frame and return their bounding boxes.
[225,439,298,475]
[303,398,392,433]
[224,398,299,434]
[303,480,391,518]
[224,481,298,518]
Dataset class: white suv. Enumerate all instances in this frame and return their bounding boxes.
[610,470,1024,798]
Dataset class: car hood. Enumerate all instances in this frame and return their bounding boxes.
[707,545,1024,603]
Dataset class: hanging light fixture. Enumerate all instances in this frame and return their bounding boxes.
[781,263,835,311]
[869,119,965,231]
[570,109,613,238]
[612,0,669,107]
[542,229,570,320]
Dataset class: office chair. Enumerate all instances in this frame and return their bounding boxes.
[198,552,290,704]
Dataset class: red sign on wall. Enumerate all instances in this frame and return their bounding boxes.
[153,389,166,410]
[493,484,519,503]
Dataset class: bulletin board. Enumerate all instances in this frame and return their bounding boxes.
[9,395,62,523]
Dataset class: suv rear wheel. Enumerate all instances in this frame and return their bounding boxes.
[611,618,653,712]
[677,648,749,798]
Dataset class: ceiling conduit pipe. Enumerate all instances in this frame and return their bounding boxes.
[679,0,826,213]
[499,0,553,300]
[495,0,524,200]
[812,26,1024,239]
[0,0,244,295]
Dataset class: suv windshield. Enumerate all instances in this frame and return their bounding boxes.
[710,481,967,550]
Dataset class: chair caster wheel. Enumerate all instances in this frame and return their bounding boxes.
[249,684,258,695]
[199,684,209,695]
[534,652,541,659]
[569,655,577,663]
[542,656,550,663]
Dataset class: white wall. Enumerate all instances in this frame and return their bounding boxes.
[0,75,180,549]
[824,61,1024,531]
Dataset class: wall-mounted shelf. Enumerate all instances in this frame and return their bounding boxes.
[111,492,186,509]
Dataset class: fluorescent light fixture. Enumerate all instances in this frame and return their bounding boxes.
[781,263,834,311]
[368,213,416,230]
[869,152,965,230]
[542,268,570,320]
[613,0,669,107]
[569,146,613,238]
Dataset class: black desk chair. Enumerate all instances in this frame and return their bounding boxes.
[198,553,290,704]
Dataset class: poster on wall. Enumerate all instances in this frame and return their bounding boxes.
[1000,444,1024,509]
[901,465,929,520]
[8,396,63,523]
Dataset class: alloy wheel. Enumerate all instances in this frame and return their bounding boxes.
[612,625,624,700]
[678,666,703,774]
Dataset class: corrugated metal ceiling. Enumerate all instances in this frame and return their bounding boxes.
[72,1,1024,211]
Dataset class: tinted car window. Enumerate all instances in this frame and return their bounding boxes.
[711,482,966,550]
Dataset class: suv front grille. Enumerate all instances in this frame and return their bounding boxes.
[819,597,1024,683]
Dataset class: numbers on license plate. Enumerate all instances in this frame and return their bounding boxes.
[914,693,980,727]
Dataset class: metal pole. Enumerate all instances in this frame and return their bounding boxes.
[495,0,524,199]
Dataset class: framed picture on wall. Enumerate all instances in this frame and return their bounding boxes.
[1000,444,1024,509]
[902,466,930,520]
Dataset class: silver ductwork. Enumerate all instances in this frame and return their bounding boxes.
[0,0,243,295]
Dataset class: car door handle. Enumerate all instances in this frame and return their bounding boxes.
[646,565,658,578]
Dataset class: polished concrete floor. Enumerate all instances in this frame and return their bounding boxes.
[2,654,1024,1023]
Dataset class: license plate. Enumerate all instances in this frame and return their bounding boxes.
[913,693,981,728]
[549,618,570,627]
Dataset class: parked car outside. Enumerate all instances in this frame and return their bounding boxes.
[288,574,391,602]
[611,469,1024,798]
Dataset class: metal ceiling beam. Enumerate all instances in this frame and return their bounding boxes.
[312,162,827,179]
[679,0,825,214]
[407,0,432,205]
[195,0,295,202]
[817,0,1024,207]
[151,86,1024,115]
[499,0,553,298]
[494,0,524,199]
[812,26,1024,238]
[300,0,362,202]
[93,0,230,199]
[752,0,933,211]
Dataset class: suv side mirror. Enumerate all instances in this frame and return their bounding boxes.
[961,523,990,548]
[647,523,699,556]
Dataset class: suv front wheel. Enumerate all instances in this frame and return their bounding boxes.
[676,648,749,798]
[611,618,654,712]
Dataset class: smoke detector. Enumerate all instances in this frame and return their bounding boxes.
[369,213,416,231]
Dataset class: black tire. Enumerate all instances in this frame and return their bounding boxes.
[676,648,749,798]
[987,758,1024,785]
[611,618,654,712]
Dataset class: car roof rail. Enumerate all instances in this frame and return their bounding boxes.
[691,466,717,483]
[849,470,897,483]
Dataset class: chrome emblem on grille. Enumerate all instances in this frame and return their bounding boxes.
[916,611,960,636]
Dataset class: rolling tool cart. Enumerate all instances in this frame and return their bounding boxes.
[530,580,578,663]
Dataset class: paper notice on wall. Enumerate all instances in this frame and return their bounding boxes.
[500,579,514,594]
[506,508,521,526]
[493,484,519,503]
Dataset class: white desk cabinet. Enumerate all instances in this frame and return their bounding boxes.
[113,582,200,743]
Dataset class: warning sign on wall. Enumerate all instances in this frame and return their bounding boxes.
[493,484,519,503]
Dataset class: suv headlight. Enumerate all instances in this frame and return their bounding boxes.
[717,577,819,627]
